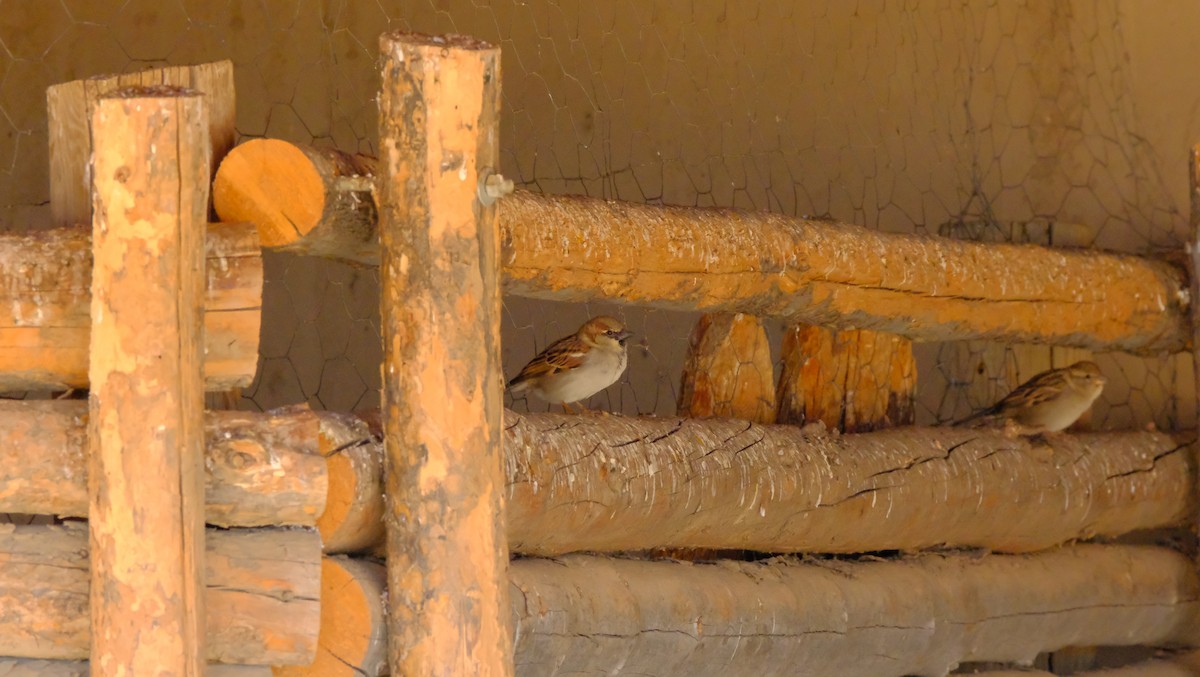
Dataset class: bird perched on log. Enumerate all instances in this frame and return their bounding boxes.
[507,316,632,413]
[954,360,1106,433]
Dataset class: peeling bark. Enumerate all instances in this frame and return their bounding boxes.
[0,523,319,666]
[510,546,1200,677]
[0,400,326,527]
[88,86,208,676]
[503,413,1193,555]
[377,32,513,676]
[0,222,262,392]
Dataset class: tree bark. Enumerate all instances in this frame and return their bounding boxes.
[377,32,513,676]
[272,557,387,677]
[776,324,916,431]
[213,139,378,265]
[677,313,776,423]
[510,546,1200,677]
[0,523,319,666]
[0,222,262,392]
[47,61,235,229]
[0,401,326,526]
[88,85,208,676]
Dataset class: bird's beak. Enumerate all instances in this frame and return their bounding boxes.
[616,330,633,344]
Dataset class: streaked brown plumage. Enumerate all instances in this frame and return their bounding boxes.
[507,316,632,409]
[954,360,1106,433]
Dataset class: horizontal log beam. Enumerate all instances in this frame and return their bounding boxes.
[212,139,1184,353]
[0,523,319,665]
[0,222,261,392]
[511,545,1200,676]
[0,400,326,527]
[0,660,271,676]
[320,411,1194,556]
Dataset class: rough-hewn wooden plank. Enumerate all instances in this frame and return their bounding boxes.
[0,400,325,527]
[0,523,319,666]
[48,61,235,229]
[510,546,1200,677]
[88,85,208,676]
[0,222,262,392]
[377,32,513,675]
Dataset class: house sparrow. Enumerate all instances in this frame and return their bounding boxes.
[954,360,1106,433]
[507,316,632,412]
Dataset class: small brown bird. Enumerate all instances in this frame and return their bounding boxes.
[954,360,1106,433]
[506,316,632,412]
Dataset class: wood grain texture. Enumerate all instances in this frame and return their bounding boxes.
[0,523,319,666]
[0,222,262,392]
[88,86,208,676]
[48,61,235,229]
[0,663,270,677]
[776,324,916,431]
[213,139,378,264]
[377,32,513,676]
[314,411,384,554]
[677,313,776,423]
[0,400,326,526]
[510,546,1200,677]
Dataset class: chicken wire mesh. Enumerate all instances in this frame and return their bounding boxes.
[0,0,1196,432]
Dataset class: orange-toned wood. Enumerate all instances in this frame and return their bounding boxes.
[677,313,776,424]
[0,222,261,392]
[776,324,916,432]
[499,191,1188,354]
[213,139,378,265]
[509,545,1200,675]
[378,32,513,675]
[0,401,325,526]
[0,523,319,665]
[87,86,208,676]
[272,557,387,677]
[314,412,384,554]
[48,61,235,229]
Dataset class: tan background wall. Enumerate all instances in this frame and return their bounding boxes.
[0,0,1195,430]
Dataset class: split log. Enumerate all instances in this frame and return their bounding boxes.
[0,400,326,526]
[677,313,776,423]
[0,523,319,665]
[378,33,512,674]
[314,412,384,554]
[273,557,387,677]
[322,411,1194,555]
[0,660,271,676]
[88,85,208,675]
[0,221,262,392]
[510,545,1200,677]
[776,324,916,431]
[47,61,236,229]
[213,139,378,264]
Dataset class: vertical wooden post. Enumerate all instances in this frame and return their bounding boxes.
[88,86,209,675]
[776,325,916,432]
[377,33,512,675]
[677,313,776,423]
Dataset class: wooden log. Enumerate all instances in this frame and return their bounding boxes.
[677,313,776,423]
[504,413,1193,555]
[0,664,270,677]
[971,651,1200,676]
[47,61,236,229]
[0,222,262,392]
[273,557,387,677]
[314,412,384,554]
[776,324,916,431]
[510,545,1200,677]
[213,139,378,265]
[88,85,208,675]
[378,32,513,675]
[0,400,326,526]
[0,523,319,665]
